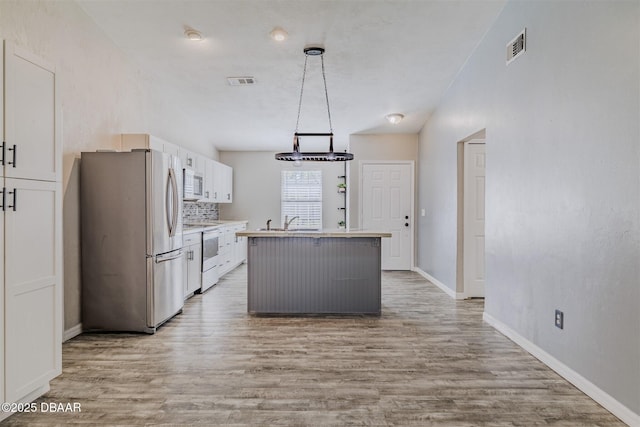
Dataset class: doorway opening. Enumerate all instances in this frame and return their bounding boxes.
[457,130,486,298]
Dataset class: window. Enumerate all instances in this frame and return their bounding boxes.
[281,170,322,229]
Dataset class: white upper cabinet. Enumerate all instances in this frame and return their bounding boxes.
[203,158,215,202]
[221,163,233,203]
[163,141,180,158]
[121,134,173,154]
[121,134,179,160]
[120,135,232,203]
[209,160,233,203]
[177,149,205,175]
[3,42,60,182]
[178,147,195,170]
[194,154,206,176]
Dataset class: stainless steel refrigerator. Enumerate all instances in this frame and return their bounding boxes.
[80,149,184,333]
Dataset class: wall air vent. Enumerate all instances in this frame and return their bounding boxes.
[506,29,526,65]
[227,76,256,86]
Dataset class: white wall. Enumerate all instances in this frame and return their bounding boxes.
[418,0,639,419]
[219,151,344,230]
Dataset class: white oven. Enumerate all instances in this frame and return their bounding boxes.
[201,229,220,292]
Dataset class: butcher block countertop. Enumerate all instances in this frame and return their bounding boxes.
[236,229,392,238]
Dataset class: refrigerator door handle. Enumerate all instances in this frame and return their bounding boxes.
[156,249,183,263]
[165,169,174,237]
[166,167,179,237]
[169,167,179,236]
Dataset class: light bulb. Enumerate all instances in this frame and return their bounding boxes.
[270,27,288,42]
[185,29,203,41]
[385,113,404,124]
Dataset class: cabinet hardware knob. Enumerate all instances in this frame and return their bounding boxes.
[405,223,409,227]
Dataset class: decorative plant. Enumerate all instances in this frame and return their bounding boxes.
[337,183,346,193]
[338,220,346,228]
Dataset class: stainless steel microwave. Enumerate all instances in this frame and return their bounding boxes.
[183,168,203,200]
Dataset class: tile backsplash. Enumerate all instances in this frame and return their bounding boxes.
[183,201,219,222]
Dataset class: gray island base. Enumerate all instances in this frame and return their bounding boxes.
[236,230,391,316]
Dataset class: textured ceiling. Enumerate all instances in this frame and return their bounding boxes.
[77,0,506,152]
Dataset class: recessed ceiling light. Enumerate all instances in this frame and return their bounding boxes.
[184,28,203,41]
[385,113,404,124]
[270,27,288,42]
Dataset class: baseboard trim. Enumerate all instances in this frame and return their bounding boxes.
[413,267,465,299]
[483,312,639,427]
[63,323,83,342]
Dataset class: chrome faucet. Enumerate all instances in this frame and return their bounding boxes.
[284,215,299,230]
[266,219,272,231]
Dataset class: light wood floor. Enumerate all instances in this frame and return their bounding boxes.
[4,266,623,426]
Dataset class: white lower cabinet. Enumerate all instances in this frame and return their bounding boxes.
[234,223,247,265]
[182,223,246,295]
[4,179,62,402]
[217,226,234,276]
[183,233,202,299]
[212,223,247,280]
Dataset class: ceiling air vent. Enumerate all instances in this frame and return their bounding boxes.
[506,29,526,65]
[227,76,255,86]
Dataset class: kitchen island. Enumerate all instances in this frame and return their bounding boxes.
[235,229,392,315]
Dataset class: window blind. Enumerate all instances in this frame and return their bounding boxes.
[281,170,322,229]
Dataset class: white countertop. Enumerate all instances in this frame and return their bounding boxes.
[236,228,392,238]
[183,220,248,233]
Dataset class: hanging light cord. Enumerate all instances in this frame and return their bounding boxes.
[321,54,333,133]
[294,52,333,133]
[294,55,308,133]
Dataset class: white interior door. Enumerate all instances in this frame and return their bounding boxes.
[361,162,413,270]
[463,141,486,297]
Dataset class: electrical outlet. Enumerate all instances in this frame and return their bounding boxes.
[555,309,564,329]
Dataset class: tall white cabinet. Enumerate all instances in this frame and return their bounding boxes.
[1,41,62,415]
